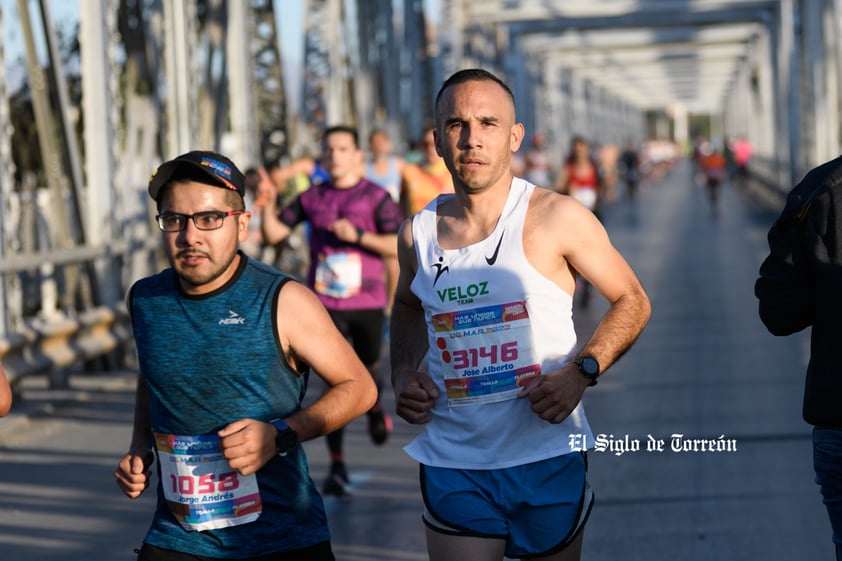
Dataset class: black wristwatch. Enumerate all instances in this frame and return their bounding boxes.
[270,418,299,456]
[574,355,600,386]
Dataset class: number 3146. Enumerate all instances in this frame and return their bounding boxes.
[452,341,518,369]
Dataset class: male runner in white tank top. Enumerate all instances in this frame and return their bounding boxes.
[391,69,651,561]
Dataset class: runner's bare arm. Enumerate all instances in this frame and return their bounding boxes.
[267,157,316,192]
[391,219,439,424]
[559,197,651,372]
[219,280,378,476]
[259,187,292,246]
[329,218,398,257]
[554,165,570,194]
[115,376,155,498]
[0,363,11,417]
[279,281,378,433]
[519,194,649,423]
[357,231,398,257]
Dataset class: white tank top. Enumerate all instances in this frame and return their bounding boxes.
[405,178,593,469]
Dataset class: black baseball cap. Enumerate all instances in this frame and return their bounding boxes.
[148,150,246,201]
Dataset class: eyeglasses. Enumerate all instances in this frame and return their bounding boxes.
[155,210,244,232]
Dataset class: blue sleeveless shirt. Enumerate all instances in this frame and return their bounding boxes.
[129,252,330,557]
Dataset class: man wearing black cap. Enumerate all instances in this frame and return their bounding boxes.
[115,150,377,560]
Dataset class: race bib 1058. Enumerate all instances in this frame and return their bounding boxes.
[155,433,262,532]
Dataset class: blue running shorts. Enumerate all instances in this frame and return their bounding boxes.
[420,453,593,559]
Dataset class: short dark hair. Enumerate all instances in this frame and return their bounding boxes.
[434,68,516,117]
[323,125,360,149]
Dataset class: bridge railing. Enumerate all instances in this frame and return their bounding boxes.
[747,155,789,200]
[0,193,161,395]
[0,304,133,391]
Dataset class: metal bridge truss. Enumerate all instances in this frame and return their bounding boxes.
[448,0,842,190]
[0,0,296,385]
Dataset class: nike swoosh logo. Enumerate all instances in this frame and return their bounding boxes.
[485,230,505,265]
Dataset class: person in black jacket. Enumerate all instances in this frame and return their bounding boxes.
[756,155,842,561]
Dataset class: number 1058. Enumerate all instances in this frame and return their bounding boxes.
[170,471,239,495]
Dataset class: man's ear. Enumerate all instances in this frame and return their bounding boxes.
[510,123,526,153]
[433,129,443,157]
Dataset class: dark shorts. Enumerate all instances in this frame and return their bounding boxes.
[327,308,384,367]
[136,542,334,561]
[420,453,593,559]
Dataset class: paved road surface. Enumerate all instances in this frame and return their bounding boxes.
[0,161,831,560]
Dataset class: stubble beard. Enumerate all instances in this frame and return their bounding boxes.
[458,176,493,195]
[455,163,501,195]
[174,248,238,290]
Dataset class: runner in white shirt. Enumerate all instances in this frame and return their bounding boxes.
[391,69,650,561]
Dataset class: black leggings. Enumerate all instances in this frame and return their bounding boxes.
[327,308,385,371]
[325,308,386,456]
